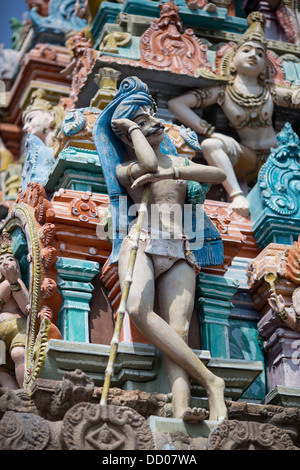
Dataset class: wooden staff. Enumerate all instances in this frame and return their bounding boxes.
[100,183,151,406]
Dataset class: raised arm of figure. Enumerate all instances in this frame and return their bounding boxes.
[168,86,220,137]
[112,118,158,177]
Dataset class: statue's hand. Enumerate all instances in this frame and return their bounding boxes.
[131,168,174,189]
[268,289,286,314]
[111,118,137,136]
[2,264,20,286]
[292,88,300,105]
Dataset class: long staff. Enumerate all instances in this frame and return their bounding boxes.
[100,183,151,406]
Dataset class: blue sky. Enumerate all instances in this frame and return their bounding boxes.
[0,0,28,48]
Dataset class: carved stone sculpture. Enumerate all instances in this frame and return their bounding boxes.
[207,419,297,450]
[93,76,228,423]
[22,88,65,148]
[168,12,300,216]
[140,0,212,75]
[0,233,29,390]
[268,234,300,332]
[62,403,154,450]
[62,31,98,106]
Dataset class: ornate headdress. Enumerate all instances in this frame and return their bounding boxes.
[0,232,13,256]
[23,88,53,120]
[236,11,267,50]
[22,88,65,134]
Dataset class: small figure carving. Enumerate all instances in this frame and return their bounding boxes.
[268,235,300,332]
[100,32,131,54]
[94,76,227,422]
[0,233,29,389]
[140,0,212,76]
[22,88,64,148]
[168,12,300,216]
[185,0,217,12]
[62,31,98,105]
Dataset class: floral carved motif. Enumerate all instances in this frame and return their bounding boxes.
[208,420,297,450]
[140,0,211,76]
[62,403,154,450]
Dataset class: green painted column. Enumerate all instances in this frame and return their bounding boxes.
[56,257,99,343]
[196,272,239,358]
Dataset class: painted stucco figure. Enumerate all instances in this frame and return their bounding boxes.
[93,76,227,422]
[168,12,300,216]
[22,88,64,148]
[0,233,29,389]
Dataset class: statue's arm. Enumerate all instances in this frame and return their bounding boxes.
[273,84,300,109]
[0,280,12,304]
[168,86,220,137]
[113,118,158,187]
[11,279,29,315]
[131,160,226,189]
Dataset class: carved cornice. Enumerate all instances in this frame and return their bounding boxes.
[8,44,71,126]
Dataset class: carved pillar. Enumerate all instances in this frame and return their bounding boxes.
[196,272,239,358]
[56,257,99,343]
[258,310,300,392]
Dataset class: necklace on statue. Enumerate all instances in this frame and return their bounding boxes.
[226,82,269,108]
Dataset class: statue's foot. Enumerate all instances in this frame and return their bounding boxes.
[203,3,217,12]
[207,375,227,422]
[186,0,198,9]
[180,407,209,423]
[229,194,250,217]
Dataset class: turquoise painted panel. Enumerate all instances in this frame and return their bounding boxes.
[91,0,248,46]
[248,123,300,249]
[283,60,300,86]
[229,319,266,400]
[98,36,141,60]
[91,2,123,42]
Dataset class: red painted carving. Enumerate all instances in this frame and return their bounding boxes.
[276,4,299,45]
[285,235,300,285]
[26,0,50,17]
[140,0,211,76]
[62,31,98,107]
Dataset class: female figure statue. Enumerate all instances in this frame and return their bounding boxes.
[168,12,300,216]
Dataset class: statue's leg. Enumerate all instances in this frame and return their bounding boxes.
[156,260,226,422]
[201,137,250,216]
[0,368,19,389]
[10,346,25,388]
[156,260,207,421]
[118,248,227,421]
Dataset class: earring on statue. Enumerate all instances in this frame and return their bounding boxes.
[230,64,236,75]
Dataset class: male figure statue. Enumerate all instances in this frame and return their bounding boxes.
[94,76,227,422]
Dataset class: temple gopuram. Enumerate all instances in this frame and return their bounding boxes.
[1,0,300,452]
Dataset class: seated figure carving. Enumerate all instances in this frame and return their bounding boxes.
[0,233,29,389]
[168,12,300,216]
